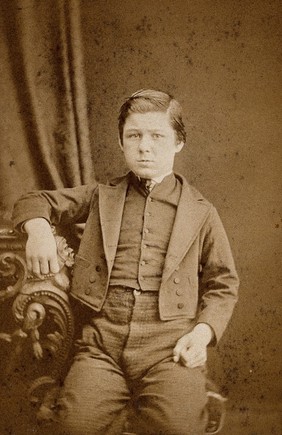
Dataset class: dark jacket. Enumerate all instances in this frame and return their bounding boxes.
[12,172,239,342]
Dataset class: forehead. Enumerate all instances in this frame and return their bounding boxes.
[123,111,173,131]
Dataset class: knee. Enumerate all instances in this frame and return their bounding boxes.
[136,402,207,435]
[56,393,129,435]
[55,395,107,435]
[143,414,206,435]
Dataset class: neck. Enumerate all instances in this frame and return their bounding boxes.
[136,171,173,183]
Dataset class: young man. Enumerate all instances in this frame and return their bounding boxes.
[12,89,239,435]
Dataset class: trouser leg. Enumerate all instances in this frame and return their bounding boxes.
[53,287,135,435]
[121,290,208,435]
[133,358,208,435]
[56,353,130,435]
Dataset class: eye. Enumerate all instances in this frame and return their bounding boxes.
[152,133,163,139]
[127,133,140,139]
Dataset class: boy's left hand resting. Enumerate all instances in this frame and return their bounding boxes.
[173,323,213,368]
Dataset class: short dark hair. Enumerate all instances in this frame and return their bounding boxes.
[118,89,187,144]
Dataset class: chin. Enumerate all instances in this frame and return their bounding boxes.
[135,169,155,179]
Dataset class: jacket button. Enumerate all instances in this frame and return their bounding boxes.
[96,265,101,272]
[85,288,91,295]
[177,303,184,309]
[176,289,183,296]
[89,275,96,283]
[174,277,180,284]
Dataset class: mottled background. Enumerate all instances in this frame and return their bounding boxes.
[0,0,281,433]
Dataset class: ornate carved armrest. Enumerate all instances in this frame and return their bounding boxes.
[0,224,75,420]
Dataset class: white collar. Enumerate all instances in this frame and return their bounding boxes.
[136,171,173,184]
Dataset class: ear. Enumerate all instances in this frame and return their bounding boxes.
[118,136,124,152]
[175,141,184,154]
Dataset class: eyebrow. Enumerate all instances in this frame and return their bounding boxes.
[124,128,165,133]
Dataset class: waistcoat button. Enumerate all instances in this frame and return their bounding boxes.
[174,277,180,284]
[89,274,96,283]
[177,303,184,309]
[176,289,183,296]
[85,288,91,295]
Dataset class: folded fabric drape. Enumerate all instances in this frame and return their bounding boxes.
[0,0,95,218]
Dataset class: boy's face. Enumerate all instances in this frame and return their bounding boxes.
[120,111,184,179]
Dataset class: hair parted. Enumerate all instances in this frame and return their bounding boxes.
[118,89,187,144]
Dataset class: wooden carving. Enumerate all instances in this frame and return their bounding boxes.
[0,226,75,420]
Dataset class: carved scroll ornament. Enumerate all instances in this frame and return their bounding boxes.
[0,226,75,418]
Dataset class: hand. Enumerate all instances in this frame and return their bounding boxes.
[24,218,60,278]
[172,323,213,368]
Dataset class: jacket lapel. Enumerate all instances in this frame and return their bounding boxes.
[98,177,128,274]
[162,180,211,283]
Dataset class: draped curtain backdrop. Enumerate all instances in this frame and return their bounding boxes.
[0,0,282,432]
[0,0,95,219]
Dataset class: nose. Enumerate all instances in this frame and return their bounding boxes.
[138,134,152,152]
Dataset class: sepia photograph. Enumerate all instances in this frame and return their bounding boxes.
[0,1,281,434]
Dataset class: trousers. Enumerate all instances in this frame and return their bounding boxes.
[56,286,208,435]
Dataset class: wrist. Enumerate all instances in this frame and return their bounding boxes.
[24,218,52,235]
[192,323,214,346]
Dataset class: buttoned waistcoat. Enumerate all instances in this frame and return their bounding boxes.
[12,172,239,342]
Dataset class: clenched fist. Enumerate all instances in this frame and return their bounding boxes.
[24,218,60,278]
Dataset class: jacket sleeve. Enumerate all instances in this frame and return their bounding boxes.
[12,183,98,230]
[197,206,239,343]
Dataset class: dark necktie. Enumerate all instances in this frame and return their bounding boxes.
[139,178,155,195]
